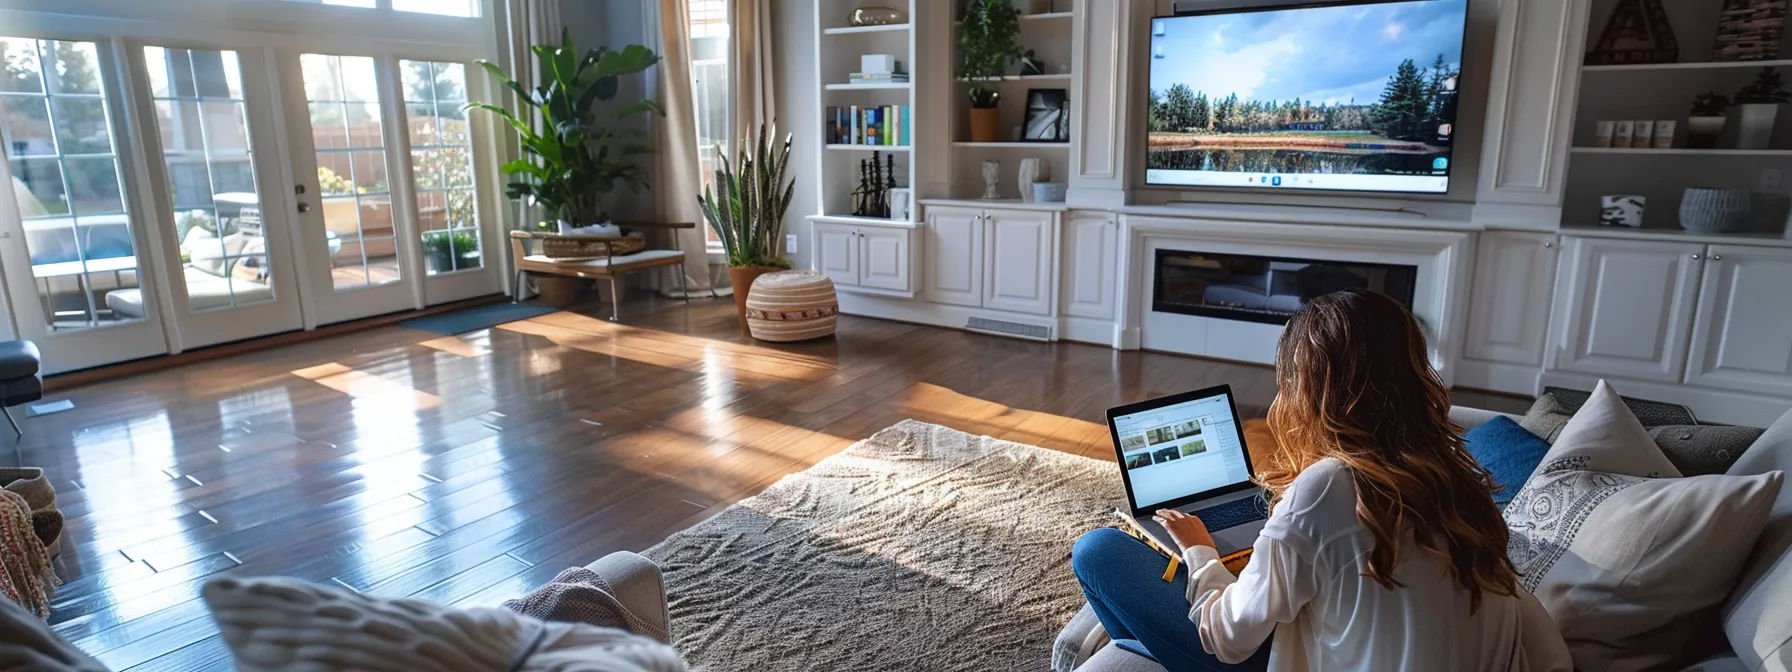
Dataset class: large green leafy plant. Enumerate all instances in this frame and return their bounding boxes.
[700,124,795,269]
[957,0,1022,108]
[467,29,661,226]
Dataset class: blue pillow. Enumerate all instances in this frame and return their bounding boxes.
[1463,416,1550,507]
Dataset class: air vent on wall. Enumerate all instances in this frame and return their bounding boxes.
[965,317,1052,342]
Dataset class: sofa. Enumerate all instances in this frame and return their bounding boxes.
[1055,405,1792,672]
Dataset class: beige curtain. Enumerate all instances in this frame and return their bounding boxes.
[497,0,561,230]
[729,0,778,140]
[655,0,721,297]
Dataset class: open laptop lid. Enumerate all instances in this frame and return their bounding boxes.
[1106,384,1258,518]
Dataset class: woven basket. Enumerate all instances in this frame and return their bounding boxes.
[540,232,646,260]
[746,270,839,342]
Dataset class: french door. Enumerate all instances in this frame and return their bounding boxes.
[0,30,502,373]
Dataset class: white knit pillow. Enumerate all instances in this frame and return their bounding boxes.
[202,575,687,672]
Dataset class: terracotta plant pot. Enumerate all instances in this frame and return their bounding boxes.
[728,265,783,336]
[969,107,1000,143]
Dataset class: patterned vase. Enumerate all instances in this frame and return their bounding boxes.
[1678,187,1752,233]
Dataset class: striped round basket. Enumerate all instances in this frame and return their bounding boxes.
[745,270,839,342]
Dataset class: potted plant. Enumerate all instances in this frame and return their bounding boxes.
[958,0,1022,143]
[467,29,662,233]
[1688,91,1730,149]
[1733,68,1789,149]
[699,123,795,335]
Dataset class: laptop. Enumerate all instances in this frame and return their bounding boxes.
[1106,384,1268,556]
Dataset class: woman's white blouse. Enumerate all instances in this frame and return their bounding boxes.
[1180,458,1573,672]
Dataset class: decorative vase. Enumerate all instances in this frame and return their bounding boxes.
[1599,194,1646,227]
[1033,182,1067,203]
[1016,158,1048,203]
[981,161,1001,200]
[969,107,1000,143]
[1687,116,1726,148]
[728,265,783,337]
[849,5,907,26]
[1679,187,1752,233]
[1735,103,1780,149]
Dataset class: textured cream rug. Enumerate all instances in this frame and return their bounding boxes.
[643,419,1122,671]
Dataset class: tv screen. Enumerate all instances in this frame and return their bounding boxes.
[1145,0,1469,194]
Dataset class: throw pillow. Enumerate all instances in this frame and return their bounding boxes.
[1649,425,1766,476]
[1722,406,1792,671]
[1463,416,1550,507]
[1504,380,1784,672]
[1519,393,1574,444]
[202,575,688,672]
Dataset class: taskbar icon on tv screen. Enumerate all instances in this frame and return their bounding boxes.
[1144,170,1449,194]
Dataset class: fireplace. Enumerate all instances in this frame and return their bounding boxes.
[1152,249,1418,326]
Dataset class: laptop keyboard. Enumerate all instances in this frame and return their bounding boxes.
[1194,495,1269,532]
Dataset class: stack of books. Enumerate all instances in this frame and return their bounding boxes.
[826,105,911,147]
[845,72,909,85]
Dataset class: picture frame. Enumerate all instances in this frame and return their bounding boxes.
[1023,88,1068,142]
[889,188,913,221]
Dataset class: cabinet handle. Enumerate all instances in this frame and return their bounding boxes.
[1712,255,1722,261]
[1691,253,1701,260]
[1543,241,1553,248]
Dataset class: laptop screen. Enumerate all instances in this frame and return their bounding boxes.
[1110,388,1254,511]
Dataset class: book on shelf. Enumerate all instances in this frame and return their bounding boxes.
[826,105,912,146]
[848,72,909,83]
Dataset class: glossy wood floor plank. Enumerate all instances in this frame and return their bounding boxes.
[17,294,1527,670]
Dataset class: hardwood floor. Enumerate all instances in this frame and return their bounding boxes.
[19,296,1528,669]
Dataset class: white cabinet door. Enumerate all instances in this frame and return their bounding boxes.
[923,207,983,306]
[1550,237,1703,383]
[814,222,860,287]
[1062,212,1118,320]
[858,227,913,292]
[1464,231,1559,365]
[982,209,1055,315]
[1684,245,1792,396]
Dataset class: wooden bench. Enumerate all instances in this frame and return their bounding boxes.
[509,221,695,321]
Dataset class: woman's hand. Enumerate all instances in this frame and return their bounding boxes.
[1154,508,1215,552]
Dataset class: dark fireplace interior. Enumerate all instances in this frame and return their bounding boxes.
[1152,249,1418,326]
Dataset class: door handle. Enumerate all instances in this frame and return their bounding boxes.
[297,202,311,213]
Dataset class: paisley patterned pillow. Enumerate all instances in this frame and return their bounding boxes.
[1504,380,1783,672]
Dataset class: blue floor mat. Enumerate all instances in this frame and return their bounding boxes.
[398,302,558,335]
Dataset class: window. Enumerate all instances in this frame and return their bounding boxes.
[403,60,481,274]
[301,54,399,291]
[144,46,273,312]
[689,0,728,244]
[276,0,479,18]
[1,38,140,331]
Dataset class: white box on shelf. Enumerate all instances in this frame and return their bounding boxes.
[861,54,899,75]
[1613,121,1634,148]
[1654,120,1676,148]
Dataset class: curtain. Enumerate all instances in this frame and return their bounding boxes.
[654,0,722,297]
[729,0,778,140]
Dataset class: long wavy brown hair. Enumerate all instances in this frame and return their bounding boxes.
[1261,288,1515,611]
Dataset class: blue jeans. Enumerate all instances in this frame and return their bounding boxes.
[1072,528,1271,672]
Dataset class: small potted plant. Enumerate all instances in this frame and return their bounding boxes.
[700,123,796,335]
[1733,67,1789,149]
[958,0,1021,143]
[1688,91,1730,149]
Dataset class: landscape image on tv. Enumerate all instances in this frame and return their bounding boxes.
[1145,0,1468,193]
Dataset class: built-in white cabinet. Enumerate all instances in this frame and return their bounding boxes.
[982,210,1055,315]
[1684,245,1792,397]
[923,207,983,307]
[1062,212,1118,320]
[812,221,917,295]
[1549,236,1704,383]
[1463,231,1559,366]
[919,205,1059,317]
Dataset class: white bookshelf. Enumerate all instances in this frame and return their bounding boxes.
[947,4,1079,200]
[809,0,923,224]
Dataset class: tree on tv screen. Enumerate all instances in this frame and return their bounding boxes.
[1148,53,1458,144]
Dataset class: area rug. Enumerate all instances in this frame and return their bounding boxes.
[643,420,1121,672]
[397,302,557,335]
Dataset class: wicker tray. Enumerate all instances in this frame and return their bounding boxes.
[540,232,646,260]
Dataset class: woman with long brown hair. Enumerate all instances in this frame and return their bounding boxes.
[1072,289,1570,671]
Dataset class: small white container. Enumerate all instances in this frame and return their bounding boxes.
[860,54,899,75]
[1633,121,1654,147]
[1613,121,1635,148]
[1653,120,1676,148]
[1595,121,1614,147]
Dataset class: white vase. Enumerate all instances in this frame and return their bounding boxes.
[1736,103,1780,149]
[981,161,1001,200]
[1017,158,1043,203]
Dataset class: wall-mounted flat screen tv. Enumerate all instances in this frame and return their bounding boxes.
[1144,0,1469,194]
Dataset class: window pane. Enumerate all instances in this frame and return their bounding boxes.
[3,37,140,331]
[404,59,481,274]
[280,0,378,7]
[146,46,273,313]
[393,0,478,17]
[303,53,398,291]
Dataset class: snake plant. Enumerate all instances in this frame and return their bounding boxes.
[699,123,795,269]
